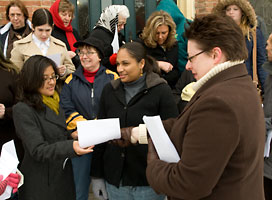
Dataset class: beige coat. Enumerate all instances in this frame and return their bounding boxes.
[11,33,75,79]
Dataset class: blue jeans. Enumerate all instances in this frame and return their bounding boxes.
[71,153,92,200]
[106,181,165,200]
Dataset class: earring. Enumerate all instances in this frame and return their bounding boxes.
[140,68,143,76]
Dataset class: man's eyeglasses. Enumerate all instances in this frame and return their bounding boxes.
[78,51,97,57]
[43,75,59,82]
[187,50,207,62]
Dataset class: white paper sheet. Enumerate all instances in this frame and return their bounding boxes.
[264,130,272,157]
[77,118,121,148]
[143,115,180,163]
[0,140,19,200]
[47,53,61,66]
[111,25,119,53]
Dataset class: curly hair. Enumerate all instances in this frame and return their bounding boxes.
[140,10,176,49]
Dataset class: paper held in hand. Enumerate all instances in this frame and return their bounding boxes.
[143,115,180,163]
[77,118,121,148]
[0,140,19,200]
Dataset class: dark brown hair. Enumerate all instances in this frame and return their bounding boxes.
[185,14,248,61]
[16,55,59,111]
[32,8,54,29]
[6,0,29,21]
[119,42,160,75]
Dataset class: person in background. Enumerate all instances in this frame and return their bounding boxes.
[156,0,189,73]
[0,173,20,196]
[137,10,180,89]
[10,8,75,80]
[145,14,265,200]
[0,0,32,59]
[262,33,272,200]
[60,37,118,200]
[212,0,267,91]
[0,49,24,163]
[88,5,130,72]
[13,55,94,200]
[172,70,195,113]
[50,0,81,67]
[91,42,178,200]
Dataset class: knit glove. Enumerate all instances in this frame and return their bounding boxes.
[0,173,20,195]
[0,175,8,195]
[91,178,108,200]
[6,173,21,193]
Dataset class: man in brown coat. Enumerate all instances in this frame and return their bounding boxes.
[146,14,265,200]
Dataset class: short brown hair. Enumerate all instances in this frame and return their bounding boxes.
[140,10,176,49]
[59,0,75,16]
[185,14,248,62]
[6,0,29,21]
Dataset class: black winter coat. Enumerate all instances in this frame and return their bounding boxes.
[51,25,81,67]
[136,39,181,89]
[91,72,178,187]
[13,102,77,200]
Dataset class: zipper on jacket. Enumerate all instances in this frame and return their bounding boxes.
[90,83,96,119]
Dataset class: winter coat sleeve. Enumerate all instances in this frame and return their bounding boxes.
[13,103,76,162]
[256,28,267,90]
[146,96,240,199]
[60,76,87,130]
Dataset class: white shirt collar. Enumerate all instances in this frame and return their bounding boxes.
[32,34,50,55]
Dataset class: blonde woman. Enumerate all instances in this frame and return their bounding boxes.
[138,10,180,88]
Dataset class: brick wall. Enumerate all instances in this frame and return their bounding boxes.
[0,0,220,26]
[0,0,55,26]
[195,0,219,16]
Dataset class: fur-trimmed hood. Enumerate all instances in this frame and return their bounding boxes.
[212,0,257,29]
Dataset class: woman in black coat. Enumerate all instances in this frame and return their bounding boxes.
[138,10,181,89]
[88,5,130,72]
[91,42,178,200]
[13,55,93,200]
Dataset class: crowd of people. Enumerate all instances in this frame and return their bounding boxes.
[0,0,271,199]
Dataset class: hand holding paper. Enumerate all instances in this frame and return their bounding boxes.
[143,115,180,163]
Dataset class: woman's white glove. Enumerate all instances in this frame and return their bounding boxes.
[91,178,108,200]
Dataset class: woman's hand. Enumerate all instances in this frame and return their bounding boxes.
[157,61,173,73]
[67,51,76,59]
[71,130,78,140]
[0,104,5,119]
[57,65,67,76]
[73,141,94,155]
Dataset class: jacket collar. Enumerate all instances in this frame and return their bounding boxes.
[0,20,32,34]
[73,64,106,83]
[180,63,249,116]
[110,72,166,90]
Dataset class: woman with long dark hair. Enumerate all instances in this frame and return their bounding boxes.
[13,55,93,200]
